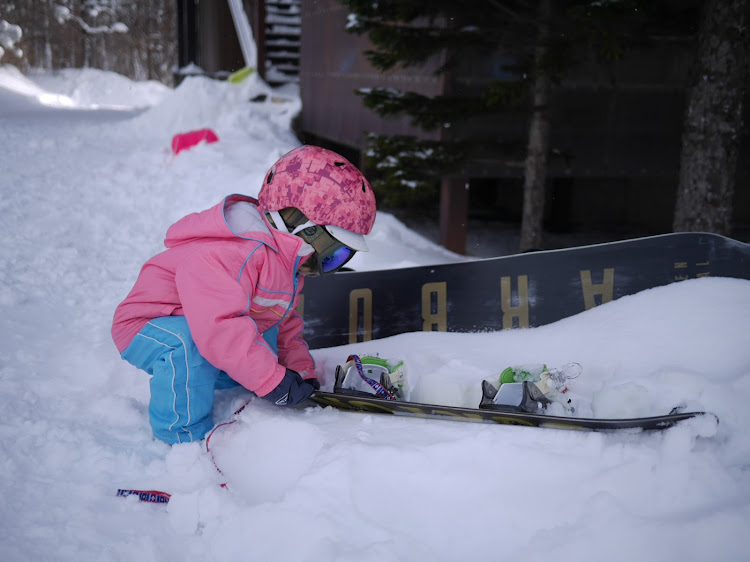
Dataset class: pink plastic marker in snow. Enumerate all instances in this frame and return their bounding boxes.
[171,128,219,154]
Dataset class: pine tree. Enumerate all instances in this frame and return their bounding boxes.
[342,0,706,251]
[343,0,543,222]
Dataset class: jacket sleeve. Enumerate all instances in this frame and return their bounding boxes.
[173,247,286,397]
[275,279,316,378]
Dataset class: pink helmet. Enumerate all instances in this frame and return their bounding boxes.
[258,146,377,241]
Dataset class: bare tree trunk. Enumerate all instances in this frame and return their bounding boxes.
[43,0,53,69]
[673,0,749,235]
[1,0,176,86]
[519,0,552,252]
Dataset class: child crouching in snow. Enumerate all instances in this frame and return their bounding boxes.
[111,145,377,444]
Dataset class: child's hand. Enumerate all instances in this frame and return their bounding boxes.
[304,377,320,391]
[298,369,320,391]
[260,369,316,406]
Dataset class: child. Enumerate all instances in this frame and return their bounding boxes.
[111,145,377,444]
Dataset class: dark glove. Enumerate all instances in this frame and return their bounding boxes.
[261,369,315,407]
[304,377,321,391]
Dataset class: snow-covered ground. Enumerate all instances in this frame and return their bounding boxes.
[1,65,749,562]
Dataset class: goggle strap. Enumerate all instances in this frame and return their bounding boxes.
[291,220,317,236]
[279,207,310,231]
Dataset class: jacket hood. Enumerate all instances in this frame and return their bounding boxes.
[165,194,283,251]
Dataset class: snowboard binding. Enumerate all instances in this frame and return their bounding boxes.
[334,355,409,401]
[479,362,581,414]
[479,380,552,413]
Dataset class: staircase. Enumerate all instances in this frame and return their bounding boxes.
[264,0,301,85]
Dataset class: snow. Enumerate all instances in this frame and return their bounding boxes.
[0,19,23,60]
[1,64,749,562]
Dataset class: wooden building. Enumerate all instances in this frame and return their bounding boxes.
[178,0,750,253]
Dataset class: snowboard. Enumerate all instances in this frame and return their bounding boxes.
[306,391,717,432]
[300,233,750,349]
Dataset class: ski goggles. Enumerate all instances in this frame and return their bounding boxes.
[321,243,355,272]
[278,208,355,274]
[294,222,355,273]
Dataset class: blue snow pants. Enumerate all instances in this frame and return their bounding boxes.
[121,316,278,445]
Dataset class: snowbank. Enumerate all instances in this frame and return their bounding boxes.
[1,67,748,562]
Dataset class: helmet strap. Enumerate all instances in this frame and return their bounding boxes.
[266,210,315,257]
[265,210,286,232]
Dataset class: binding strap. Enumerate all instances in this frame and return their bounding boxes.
[348,354,396,400]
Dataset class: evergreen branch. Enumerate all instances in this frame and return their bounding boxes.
[358,88,504,130]
[364,134,465,209]
[486,0,539,25]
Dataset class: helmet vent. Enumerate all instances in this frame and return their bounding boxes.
[334,161,345,167]
[266,166,275,184]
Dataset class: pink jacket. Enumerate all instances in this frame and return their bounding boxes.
[111,194,315,397]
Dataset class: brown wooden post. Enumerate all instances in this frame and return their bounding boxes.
[252,0,266,81]
[439,177,468,255]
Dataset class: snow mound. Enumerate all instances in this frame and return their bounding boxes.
[28,67,170,109]
[0,63,75,109]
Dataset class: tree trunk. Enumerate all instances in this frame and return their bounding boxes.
[673,0,748,235]
[519,0,552,252]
